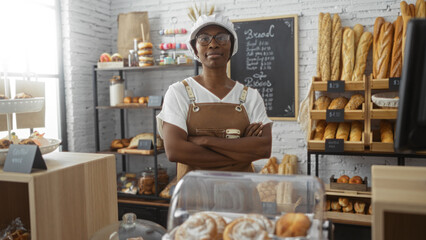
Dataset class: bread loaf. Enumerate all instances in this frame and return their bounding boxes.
[314,120,327,140]
[354,202,366,214]
[401,1,412,63]
[275,213,311,238]
[336,122,350,140]
[259,157,279,174]
[416,0,426,17]
[342,202,354,213]
[380,120,394,143]
[314,95,332,110]
[331,200,342,211]
[341,28,355,81]
[349,121,363,141]
[331,14,342,80]
[352,32,373,81]
[324,122,338,139]
[345,94,365,110]
[373,17,385,78]
[409,3,416,17]
[224,218,269,240]
[390,16,403,78]
[320,13,332,81]
[353,24,364,54]
[376,22,394,79]
[317,13,324,77]
[328,96,349,109]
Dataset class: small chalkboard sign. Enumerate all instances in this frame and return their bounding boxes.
[327,80,345,92]
[326,109,344,122]
[231,15,298,120]
[389,77,401,91]
[148,95,163,107]
[325,139,344,152]
[3,145,47,173]
[137,140,153,150]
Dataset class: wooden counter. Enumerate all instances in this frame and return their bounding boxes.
[0,152,118,240]
[372,165,426,240]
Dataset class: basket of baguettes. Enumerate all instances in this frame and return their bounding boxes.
[162,171,326,240]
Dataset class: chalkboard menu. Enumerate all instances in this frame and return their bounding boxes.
[230,15,298,120]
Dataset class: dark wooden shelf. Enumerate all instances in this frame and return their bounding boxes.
[117,193,170,206]
[96,104,161,110]
[95,64,194,72]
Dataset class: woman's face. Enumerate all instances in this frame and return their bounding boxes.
[195,25,232,68]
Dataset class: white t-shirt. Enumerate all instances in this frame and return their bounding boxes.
[156,77,272,138]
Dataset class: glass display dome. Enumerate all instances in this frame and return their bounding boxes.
[163,170,326,239]
[91,213,166,240]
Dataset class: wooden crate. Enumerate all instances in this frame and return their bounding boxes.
[329,175,368,191]
[312,76,366,91]
[369,130,394,152]
[325,211,372,226]
[369,102,398,119]
[307,121,365,151]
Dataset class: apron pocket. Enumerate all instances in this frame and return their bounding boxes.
[196,128,226,138]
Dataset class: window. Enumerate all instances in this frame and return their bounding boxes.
[0,0,64,146]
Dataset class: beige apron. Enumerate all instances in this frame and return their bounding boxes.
[177,80,254,180]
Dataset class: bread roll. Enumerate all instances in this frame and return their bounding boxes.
[338,197,349,207]
[320,13,332,81]
[331,200,342,211]
[352,32,373,81]
[354,202,366,214]
[345,94,365,110]
[314,120,327,140]
[317,13,324,77]
[416,0,426,17]
[341,28,355,81]
[390,16,403,78]
[337,175,350,183]
[342,202,354,213]
[275,213,311,238]
[349,121,363,141]
[336,122,350,140]
[175,213,218,240]
[314,95,332,110]
[373,17,385,78]
[331,14,342,80]
[328,96,349,109]
[223,218,269,240]
[324,122,338,139]
[376,22,394,79]
[380,120,394,143]
[353,24,364,54]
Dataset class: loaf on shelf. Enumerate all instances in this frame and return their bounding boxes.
[314,96,332,110]
[380,120,394,143]
[345,94,365,110]
[336,122,351,140]
[328,96,349,109]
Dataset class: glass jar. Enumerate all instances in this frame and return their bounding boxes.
[138,170,154,195]
[109,76,124,106]
[158,166,169,192]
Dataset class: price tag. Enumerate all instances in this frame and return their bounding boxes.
[325,139,344,152]
[389,77,401,91]
[148,95,163,107]
[3,145,47,173]
[326,109,344,122]
[262,202,277,215]
[137,139,153,150]
[327,80,345,93]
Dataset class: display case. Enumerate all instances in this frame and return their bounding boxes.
[163,171,326,239]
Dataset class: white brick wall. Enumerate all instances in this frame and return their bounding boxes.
[62,0,426,183]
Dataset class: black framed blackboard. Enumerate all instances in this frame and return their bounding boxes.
[230,15,298,120]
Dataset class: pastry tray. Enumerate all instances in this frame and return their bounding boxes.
[0,97,44,114]
[0,138,61,165]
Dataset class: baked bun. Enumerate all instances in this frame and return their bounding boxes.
[123,96,132,104]
[204,212,227,238]
[138,41,153,50]
[349,175,363,184]
[245,214,274,234]
[331,201,342,211]
[328,96,349,110]
[110,139,124,150]
[314,96,332,110]
[275,213,311,238]
[337,175,350,183]
[19,139,36,145]
[175,212,218,240]
[15,92,33,99]
[342,201,353,213]
[223,218,269,240]
[338,197,349,207]
[0,139,11,149]
[354,202,366,214]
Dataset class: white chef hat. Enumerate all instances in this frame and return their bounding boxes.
[187,14,238,61]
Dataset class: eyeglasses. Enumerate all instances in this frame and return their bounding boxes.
[196,33,231,46]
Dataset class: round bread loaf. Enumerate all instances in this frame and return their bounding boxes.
[175,212,218,240]
[275,213,311,238]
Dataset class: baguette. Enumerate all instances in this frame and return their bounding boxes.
[409,3,416,17]
[380,120,394,143]
[324,122,338,139]
[320,13,332,81]
[401,1,412,63]
[331,14,342,81]
[314,120,327,140]
[415,0,426,18]
[376,22,394,79]
[390,16,403,78]
[317,13,324,77]
[373,17,385,78]
[336,122,351,140]
[349,121,363,141]
[341,28,355,81]
[353,24,364,54]
[314,95,332,110]
[345,94,365,110]
[328,96,349,110]
[352,32,373,81]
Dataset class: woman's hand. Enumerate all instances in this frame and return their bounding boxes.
[244,122,264,137]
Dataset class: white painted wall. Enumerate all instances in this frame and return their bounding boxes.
[61,0,426,184]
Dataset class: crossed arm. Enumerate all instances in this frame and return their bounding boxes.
[162,122,272,168]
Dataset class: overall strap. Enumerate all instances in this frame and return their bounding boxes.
[182,79,199,112]
[236,86,249,112]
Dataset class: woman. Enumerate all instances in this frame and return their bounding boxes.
[157,14,272,180]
